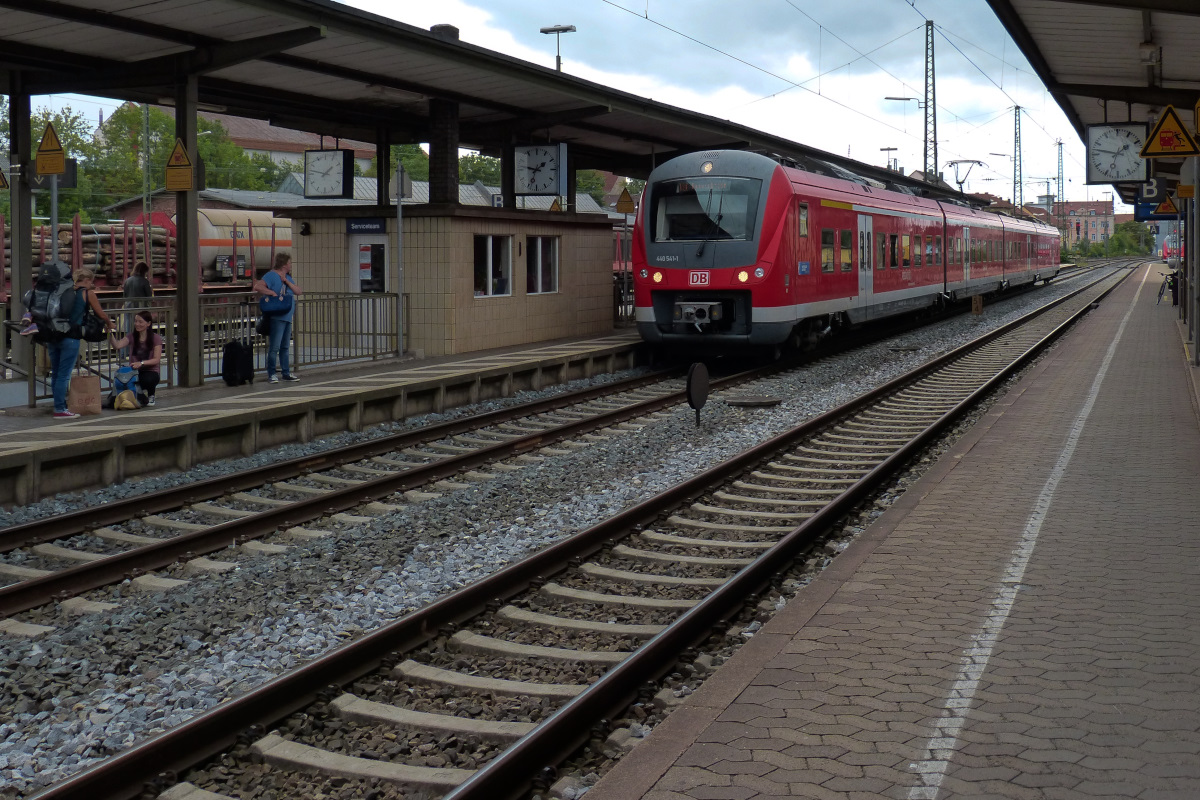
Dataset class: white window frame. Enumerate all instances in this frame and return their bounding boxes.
[527,236,559,295]
[474,234,512,297]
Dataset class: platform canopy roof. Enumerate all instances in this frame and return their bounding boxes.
[0,0,951,197]
[987,0,1200,205]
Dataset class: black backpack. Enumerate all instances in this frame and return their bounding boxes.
[221,340,254,386]
[23,261,76,342]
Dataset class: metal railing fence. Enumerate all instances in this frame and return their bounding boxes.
[3,292,400,405]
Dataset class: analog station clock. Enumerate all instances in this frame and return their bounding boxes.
[304,149,355,198]
[514,143,567,196]
[1086,124,1149,184]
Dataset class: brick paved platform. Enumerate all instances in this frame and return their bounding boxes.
[587,263,1200,800]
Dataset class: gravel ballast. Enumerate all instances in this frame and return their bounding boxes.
[0,269,1121,796]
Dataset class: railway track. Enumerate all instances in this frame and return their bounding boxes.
[25,266,1131,800]
[0,270,1054,623]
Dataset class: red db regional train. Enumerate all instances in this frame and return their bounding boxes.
[632,150,1061,351]
[1162,234,1180,262]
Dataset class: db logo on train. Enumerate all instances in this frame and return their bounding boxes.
[689,271,710,286]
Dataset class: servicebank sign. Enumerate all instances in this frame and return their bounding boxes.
[346,218,386,234]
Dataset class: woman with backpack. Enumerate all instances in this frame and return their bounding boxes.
[111,311,163,407]
[49,268,113,419]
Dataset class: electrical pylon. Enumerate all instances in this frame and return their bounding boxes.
[1013,106,1023,208]
[924,20,937,182]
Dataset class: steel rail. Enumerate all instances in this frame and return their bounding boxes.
[444,267,1132,800]
[30,268,1127,800]
[0,369,681,554]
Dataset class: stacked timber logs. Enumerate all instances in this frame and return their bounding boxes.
[2,220,176,288]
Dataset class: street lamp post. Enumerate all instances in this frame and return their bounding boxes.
[540,24,576,72]
[880,147,898,171]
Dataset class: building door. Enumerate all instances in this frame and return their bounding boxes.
[348,234,389,351]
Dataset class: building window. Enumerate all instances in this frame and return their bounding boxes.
[840,229,853,271]
[821,229,836,272]
[474,235,511,296]
[798,203,809,237]
[527,236,559,294]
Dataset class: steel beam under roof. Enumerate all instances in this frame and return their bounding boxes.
[987,0,1200,204]
[1,0,949,194]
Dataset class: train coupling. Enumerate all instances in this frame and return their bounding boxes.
[674,301,725,332]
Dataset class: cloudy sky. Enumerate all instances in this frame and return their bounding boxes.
[46,0,1118,206]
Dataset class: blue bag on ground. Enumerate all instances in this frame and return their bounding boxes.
[113,365,140,395]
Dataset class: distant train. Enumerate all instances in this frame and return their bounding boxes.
[1161,234,1181,263]
[632,150,1061,350]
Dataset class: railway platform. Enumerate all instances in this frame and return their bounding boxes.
[586,262,1200,800]
[0,331,642,506]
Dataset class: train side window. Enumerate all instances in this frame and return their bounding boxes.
[901,234,911,267]
[798,203,809,237]
[840,229,853,271]
[925,237,934,266]
[821,229,836,272]
[934,235,942,266]
[890,234,899,268]
[914,235,923,267]
[876,232,887,270]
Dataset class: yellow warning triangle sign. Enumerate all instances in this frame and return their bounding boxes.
[0,170,8,191]
[616,187,635,214]
[1141,106,1200,157]
[549,198,562,212]
[37,122,62,154]
[167,139,192,168]
[1154,195,1179,215]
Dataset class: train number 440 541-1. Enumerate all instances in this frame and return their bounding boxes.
[689,271,710,286]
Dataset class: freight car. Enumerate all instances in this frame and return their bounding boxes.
[632,150,1061,351]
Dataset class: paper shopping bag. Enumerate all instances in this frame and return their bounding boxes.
[67,374,102,416]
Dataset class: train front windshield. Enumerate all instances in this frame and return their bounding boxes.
[651,177,761,243]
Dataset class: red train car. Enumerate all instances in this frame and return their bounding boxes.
[1161,235,1180,262]
[632,150,1060,350]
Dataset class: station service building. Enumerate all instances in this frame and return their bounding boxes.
[287,199,615,358]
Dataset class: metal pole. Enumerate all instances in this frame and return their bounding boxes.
[50,174,58,265]
[398,163,404,355]
[1185,154,1195,367]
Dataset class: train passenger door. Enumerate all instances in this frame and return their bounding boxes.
[962,226,972,285]
[858,215,873,315]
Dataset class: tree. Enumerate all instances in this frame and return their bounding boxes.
[364,144,429,182]
[459,152,500,185]
[576,169,606,205]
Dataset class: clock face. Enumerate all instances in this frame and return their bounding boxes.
[515,144,564,195]
[304,149,350,198]
[1086,124,1148,184]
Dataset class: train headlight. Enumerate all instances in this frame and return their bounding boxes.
[754,267,765,278]
[737,270,749,283]
[639,269,648,279]
[652,271,663,283]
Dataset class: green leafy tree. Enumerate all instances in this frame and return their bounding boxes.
[364,144,429,182]
[575,169,606,205]
[459,152,500,185]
